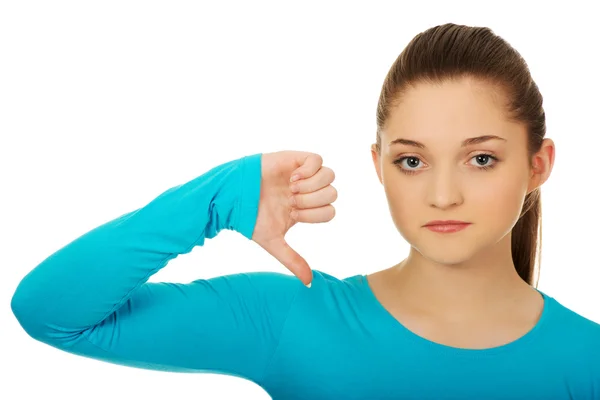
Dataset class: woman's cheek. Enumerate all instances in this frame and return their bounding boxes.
[475,179,526,230]
[386,188,421,238]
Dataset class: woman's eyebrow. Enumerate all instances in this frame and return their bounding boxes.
[389,135,507,149]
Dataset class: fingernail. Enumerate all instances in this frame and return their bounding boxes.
[290,174,300,182]
[305,282,312,288]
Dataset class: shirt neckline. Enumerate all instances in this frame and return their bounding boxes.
[351,273,553,357]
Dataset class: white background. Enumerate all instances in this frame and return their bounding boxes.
[1,1,599,399]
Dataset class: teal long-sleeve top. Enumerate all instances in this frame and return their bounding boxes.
[10,153,600,399]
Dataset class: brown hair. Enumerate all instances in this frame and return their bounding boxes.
[374,23,545,287]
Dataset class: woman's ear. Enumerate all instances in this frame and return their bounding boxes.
[371,143,383,185]
[527,138,556,194]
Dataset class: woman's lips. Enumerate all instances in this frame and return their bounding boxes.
[424,223,471,233]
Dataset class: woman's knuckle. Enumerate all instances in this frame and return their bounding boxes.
[327,205,336,220]
[292,195,302,208]
[326,167,335,182]
[294,210,305,222]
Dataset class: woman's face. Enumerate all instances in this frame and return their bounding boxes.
[371,77,554,266]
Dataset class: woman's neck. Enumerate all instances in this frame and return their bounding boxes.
[386,236,538,320]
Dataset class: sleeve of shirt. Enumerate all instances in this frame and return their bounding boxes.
[10,153,304,386]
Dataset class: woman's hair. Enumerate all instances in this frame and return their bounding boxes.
[374,23,545,287]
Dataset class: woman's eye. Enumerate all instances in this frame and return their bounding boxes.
[469,154,497,169]
[393,153,499,175]
[402,157,421,169]
[392,156,423,175]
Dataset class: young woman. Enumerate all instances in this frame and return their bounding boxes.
[11,23,600,399]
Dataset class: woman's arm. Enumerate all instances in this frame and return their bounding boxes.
[10,153,303,385]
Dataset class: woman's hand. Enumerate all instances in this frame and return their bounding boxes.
[251,151,337,287]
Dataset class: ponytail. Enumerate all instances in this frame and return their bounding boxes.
[511,189,542,287]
